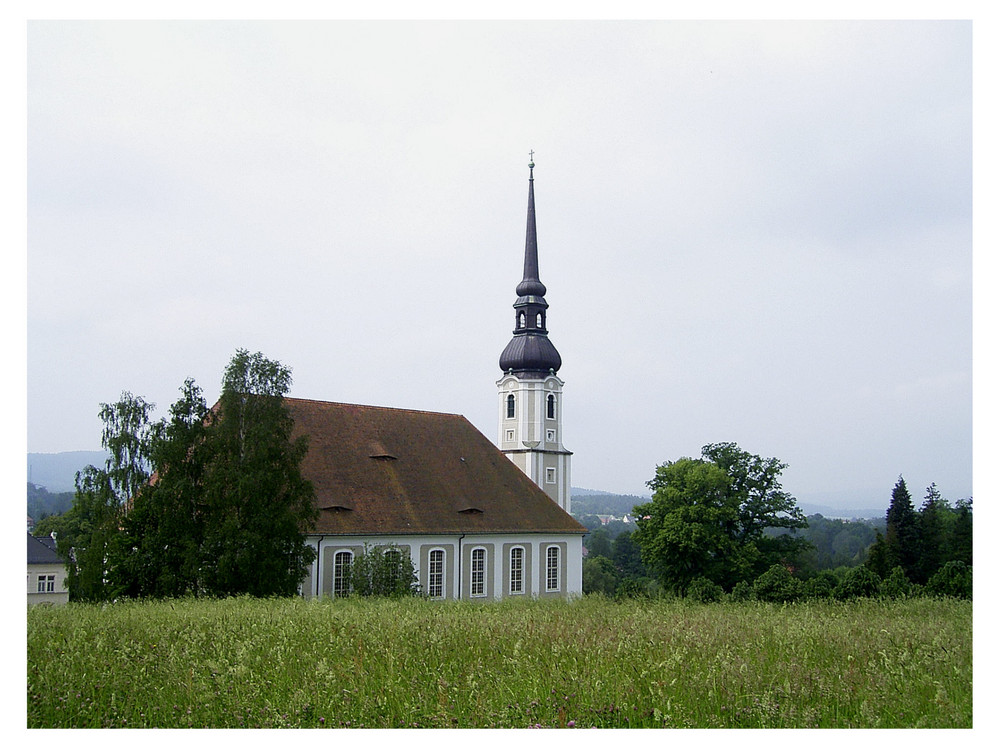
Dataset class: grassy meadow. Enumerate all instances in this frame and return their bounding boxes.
[27,595,971,728]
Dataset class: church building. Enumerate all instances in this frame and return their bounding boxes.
[297,159,585,600]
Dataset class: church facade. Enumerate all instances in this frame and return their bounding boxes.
[297,160,584,600]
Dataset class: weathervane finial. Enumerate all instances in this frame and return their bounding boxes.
[528,149,534,178]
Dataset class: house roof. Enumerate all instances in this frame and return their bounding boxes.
[27,533,64,565]
[285,398,585,536]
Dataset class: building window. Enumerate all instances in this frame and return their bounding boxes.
[428,548,445,598]
[546,546,560,591]
[546,394,556,419]
[546,429,555,442]
[37,574,55,593]
[536,312,543,327]
[546,467,556,484]
[471,547,486,597]
[333,550,353,597]
[506,394,515,419]
[518,312,526,329]
[506,429,515,442]
[510,547,524,594]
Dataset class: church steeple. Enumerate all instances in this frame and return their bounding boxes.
[496,154,572,513]
[499,157,562,376]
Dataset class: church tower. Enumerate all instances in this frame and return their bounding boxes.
[497,156,572,513]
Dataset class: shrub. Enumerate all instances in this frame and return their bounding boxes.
[686,576,723,603]
[729,580,752,602]
[834,565,881,600]
[802,571,838,599]
[349,544,419,597]
[880,566,913,599]
[925,561,972,599]
[752,564,803,603]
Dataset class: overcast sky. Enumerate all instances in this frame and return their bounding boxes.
[24,19,974,510]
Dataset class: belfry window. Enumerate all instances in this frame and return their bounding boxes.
[506,394,515,419]
[546,394,556,419]
[518,312,526,329]
[536,312,543,328]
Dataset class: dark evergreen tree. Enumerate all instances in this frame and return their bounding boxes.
[885,476,920,580]
[950,498,973,566]
[865,530,891,578]
[915,483,948,585]
[112,379,212,597]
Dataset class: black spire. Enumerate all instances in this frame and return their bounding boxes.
[516,158,546,297]
[499,156,562,376]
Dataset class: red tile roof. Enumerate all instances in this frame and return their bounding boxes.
[285,398,585,536]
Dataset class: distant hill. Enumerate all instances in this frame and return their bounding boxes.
[27,451,108,493]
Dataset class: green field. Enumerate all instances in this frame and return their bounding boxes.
[27,595,971,728]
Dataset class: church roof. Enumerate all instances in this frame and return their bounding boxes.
[285,398,585,536]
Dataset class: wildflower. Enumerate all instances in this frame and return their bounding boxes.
[319,717,325,725]
[567,720,576,728]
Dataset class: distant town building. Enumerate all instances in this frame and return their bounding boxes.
[27,533,69,605]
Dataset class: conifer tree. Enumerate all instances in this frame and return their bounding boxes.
[916,483,948,585]
[885,476,920,581]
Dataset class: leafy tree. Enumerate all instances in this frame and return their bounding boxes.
[634,457,742,594]
[633,443,808,594]
[752,564,803,603]
[582,555,621,597]
[885,476,920,579]
[584,527,612,559]
[56,393,157,601]
[196,350,317,597]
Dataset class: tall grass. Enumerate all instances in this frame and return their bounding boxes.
[27,595,971,728]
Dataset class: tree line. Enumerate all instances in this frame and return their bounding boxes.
[581,443,972,601]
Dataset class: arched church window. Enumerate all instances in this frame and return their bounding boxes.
[536,312,543,328]
[546,546,560,591]
[546,394,556,419]
[518,312,526,328]
[506,394,515,419]
[333,550,353,597]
